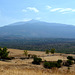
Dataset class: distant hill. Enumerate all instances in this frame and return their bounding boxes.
[0,19,75,38]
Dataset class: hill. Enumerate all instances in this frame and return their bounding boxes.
[0,20,75,38]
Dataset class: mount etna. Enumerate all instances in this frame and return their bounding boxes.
[0,20,75,38]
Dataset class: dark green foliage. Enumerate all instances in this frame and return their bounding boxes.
[43,61,61,69]
[67,60,73,65]
[1,38,75,53]
[45,49,49,54]
[44,62,50,68]
[64,60,73,66]
[32,57,42,65]
[57,60,62,64]
[0,47,9,59]
[67,56,74,60]
[50,48,55,54]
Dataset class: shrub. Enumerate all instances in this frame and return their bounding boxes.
[64,60,73,66]
[43,61,61,69]
[67,60,73,65]
[0,47,9,59]
[57,60,62,64]
[67,56,73,60]
[32,57,42,65]
[50,48,55,55]
[45,50,49,54]
[44,62,50,68]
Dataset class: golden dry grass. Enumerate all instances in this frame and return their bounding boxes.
[0,48,75,75]
[0,66,75,75]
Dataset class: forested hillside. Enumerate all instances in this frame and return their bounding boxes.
[0,38,75,53]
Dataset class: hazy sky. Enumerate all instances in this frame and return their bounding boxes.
[0,0,75,27]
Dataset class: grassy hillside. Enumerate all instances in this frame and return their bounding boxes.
[0,48,75,75]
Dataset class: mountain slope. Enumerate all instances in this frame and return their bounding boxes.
[0,20,75,38]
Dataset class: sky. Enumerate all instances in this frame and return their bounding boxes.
[0,0,75,27]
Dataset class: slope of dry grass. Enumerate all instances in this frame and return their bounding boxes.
[0,66,75,75]
[0,48,75,75]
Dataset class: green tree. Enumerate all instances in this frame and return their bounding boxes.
[32,57,42,65]
[45,49,49,54]
[50,48,55,55]
[67,59,73,66]
[57,59,62,64]
[0,47,9,59]
[24,50,28,57]
[67,56,73,60]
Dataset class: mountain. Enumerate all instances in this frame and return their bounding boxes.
[0,19,75,38]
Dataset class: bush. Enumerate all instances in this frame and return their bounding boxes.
[44,62,50,68]
[32,57,42,65]
[67,60,73,65]
[0,47,9,59]
[64,60,73,66]
[45,50,49,54]
[57,60,62,64]
[43,61,61,69]
[67,56,73,60]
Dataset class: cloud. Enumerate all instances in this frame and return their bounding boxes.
[50,8,63,12]
[27,7,39,13]
[46,5,52,9]
[59,8,72,12]
[48,6,75,14]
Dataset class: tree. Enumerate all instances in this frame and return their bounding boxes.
[24,50,28,57]
[0,47,9,59]
[32,57,42,65]
[67,56,73,60]
[67,59,73,66]
[57,59,62,64]
[45,49,49,54]
[50,48,55,55]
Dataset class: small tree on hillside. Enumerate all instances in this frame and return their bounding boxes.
[45,49,49,54]
[0,47,9,59]
[67,56,73,60]
[24,50,28,58]
[50,48,55,55]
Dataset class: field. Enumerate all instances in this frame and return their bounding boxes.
[0,48,75,75]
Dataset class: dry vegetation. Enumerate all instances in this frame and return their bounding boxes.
[0,48,75,75]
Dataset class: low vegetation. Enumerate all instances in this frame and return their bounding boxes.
[44,60,62,69]
[32,57,42,65]
[0,48,75,75]
[0,47,9,59]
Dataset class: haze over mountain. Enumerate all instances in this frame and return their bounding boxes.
[0,20,75,38]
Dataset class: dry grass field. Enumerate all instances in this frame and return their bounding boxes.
[0,48,75,75]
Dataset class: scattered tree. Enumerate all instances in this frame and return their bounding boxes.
[67,56,73,60]
[24,50,28,58]
[50,48,55,55]
[57,59,62,64]
[45,49,49,54]
[32,57,42,65]
[0,47,9,59]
